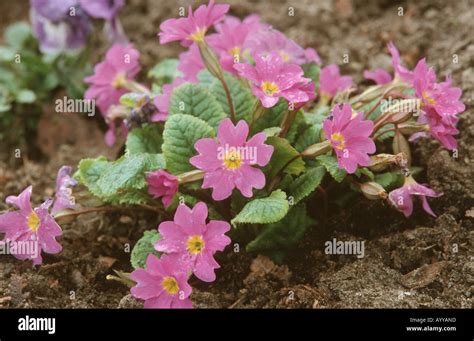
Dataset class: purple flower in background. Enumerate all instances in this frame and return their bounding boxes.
[158,0,229,47]
[244,28,320,65]
[30,0,91,53]
[0,186,62,265]
[387,42,414,83]
[51,166,77,215]
[79,0,127,43]
[319,64,353,99]
[388,176,442,218]
[177,44,205,82]
[207,15,263,74]
[363,68,392,85]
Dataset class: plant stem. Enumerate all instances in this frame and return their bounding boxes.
[54,204,164,220]
[278,109,296,138]
[267,153,302,192]
[372,128,396,141]
[219,75,237,123]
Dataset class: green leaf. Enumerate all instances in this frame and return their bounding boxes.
[295,124,322,152]
[374,171,404,190]
[316,154,347,183]
[302,63,320,92]
[131,230,162,269]
[197,69,215,88]
[209,73,256,122]
[263,136,305,179]
[251,99,287,134]
[169,83,226,129]
[262,127,281,137]
[5,22,31,48]
[231,190,289,227]
[76,154,166,204]
[286,110,306,144]
[246,204,315,252]
[147,58,181,83]
[75,156,110,197]
[15,89,36,103]
[125,125,163,154]
[288,166,326,204]
[97,154,165,203]
[0,46,16,61]
[162,114,214,174]
[355,167,375,180]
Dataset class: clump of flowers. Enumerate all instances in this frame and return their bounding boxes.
[2,1,465,309]
[30,0,127,54]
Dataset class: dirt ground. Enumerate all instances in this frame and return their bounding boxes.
[0,0,473,308]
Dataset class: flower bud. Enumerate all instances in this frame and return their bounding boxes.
[392,130,412,167]
[360,182,387,200]
[197,41,224,80]
[398,122,429,135]
[301,140,331,157]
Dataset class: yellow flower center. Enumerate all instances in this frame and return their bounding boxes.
[422,91,436,106]
[331,132,346,150]
[187,235,205,255]
[162,276,179,295]
[112,72,127,89]
[27,212,40,232]
[223,150,242,170]
[261,81,279,96]
[189,27,206,42]
[228,46,241,57]
[278,50,291,62]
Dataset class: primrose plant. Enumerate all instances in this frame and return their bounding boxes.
[0,0,465,309]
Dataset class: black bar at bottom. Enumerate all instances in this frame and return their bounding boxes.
[0,309,472,340]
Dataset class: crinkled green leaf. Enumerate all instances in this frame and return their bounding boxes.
[286,110,306,144]
[209,73,256,122]
[231,190,289,227]
[147,58,181,84]
[75,156,110,197]
[246,204,315,252]
[162,114,214,174]
[288,166,326,204]
[76,154,165,204]
[125,124,163,154]
[263,136,305,179]
[169,83,226,129]
[295,124,322,152]
[197,69,215,88]
[131,230,162,269]
[251,99,288,134]
[97,154,165,201]
[316,154,347,183]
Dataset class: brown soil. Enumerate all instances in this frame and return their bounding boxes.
[0,0,473,308]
